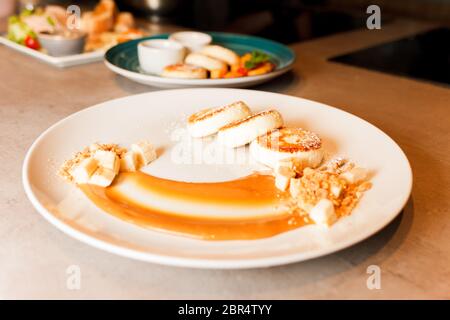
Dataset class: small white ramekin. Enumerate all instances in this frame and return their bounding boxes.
[138,39,186,75]
[168,31,212,53]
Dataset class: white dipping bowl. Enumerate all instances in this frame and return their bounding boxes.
[138,39,186,75]
[169,31,212,52]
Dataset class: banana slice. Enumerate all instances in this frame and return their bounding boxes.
[249,127,324,168]
[120,151,139,172]
[93,150,120,174]
[89,167,117,187]
[70,157,98,184]
[131,140,157,166]
[187,101,251,138]
[217,110,283,148]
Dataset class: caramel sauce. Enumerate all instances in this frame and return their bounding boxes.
[80,172,310,240]
[112,171,282,206]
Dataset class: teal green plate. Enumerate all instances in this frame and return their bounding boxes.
[104,32,295,88]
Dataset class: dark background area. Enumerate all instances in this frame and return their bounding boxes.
[28,0,450,44]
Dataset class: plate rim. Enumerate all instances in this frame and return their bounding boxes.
[22,88,413,269]
[104,32,296,86]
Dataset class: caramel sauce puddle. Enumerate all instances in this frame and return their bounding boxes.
[80,171,310,240]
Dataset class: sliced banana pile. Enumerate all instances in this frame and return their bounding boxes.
[59,140,157,187]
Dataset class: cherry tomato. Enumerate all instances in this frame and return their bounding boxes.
[237,67,248,76]
[24,36,40,50]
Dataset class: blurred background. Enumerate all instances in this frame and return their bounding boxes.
[0,0,448,85]
[1,0,449,44]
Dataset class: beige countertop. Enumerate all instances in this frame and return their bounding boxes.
[1,20,449,299]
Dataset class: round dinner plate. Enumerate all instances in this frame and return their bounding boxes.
[104,32,295,88]
[23,89,412,269]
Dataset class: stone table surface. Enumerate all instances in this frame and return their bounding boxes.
[1,20,449,299]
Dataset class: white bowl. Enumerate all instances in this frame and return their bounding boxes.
[137,39,186,75]
[37,32,86,57]
[169,31,212,52]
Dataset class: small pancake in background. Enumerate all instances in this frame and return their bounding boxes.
[162,64,208,79]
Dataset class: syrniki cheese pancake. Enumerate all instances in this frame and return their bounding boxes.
[185,52,227,71]
[199,45,240,66]
[217,110,283,148]
[161,63,207,79]
[249,127,324,168]
[187,101,252,138]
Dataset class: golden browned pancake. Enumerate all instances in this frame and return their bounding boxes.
[162,63,208,79]
[217,110,283,148]
[187,101,251,137]
[249,127,323,168]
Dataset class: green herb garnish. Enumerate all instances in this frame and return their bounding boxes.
[47,16,55,26]
[244,51,270,69]
[7,15,35,44]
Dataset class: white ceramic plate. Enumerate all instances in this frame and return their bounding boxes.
[0,36,104,67]
[22,89,412,269]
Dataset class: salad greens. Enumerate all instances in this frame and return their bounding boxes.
[244,51,271,69]
[7,15,36,45]
[7,8,47,45]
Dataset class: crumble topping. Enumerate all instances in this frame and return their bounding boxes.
[276,157,372,225]
[290,166,372,218]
